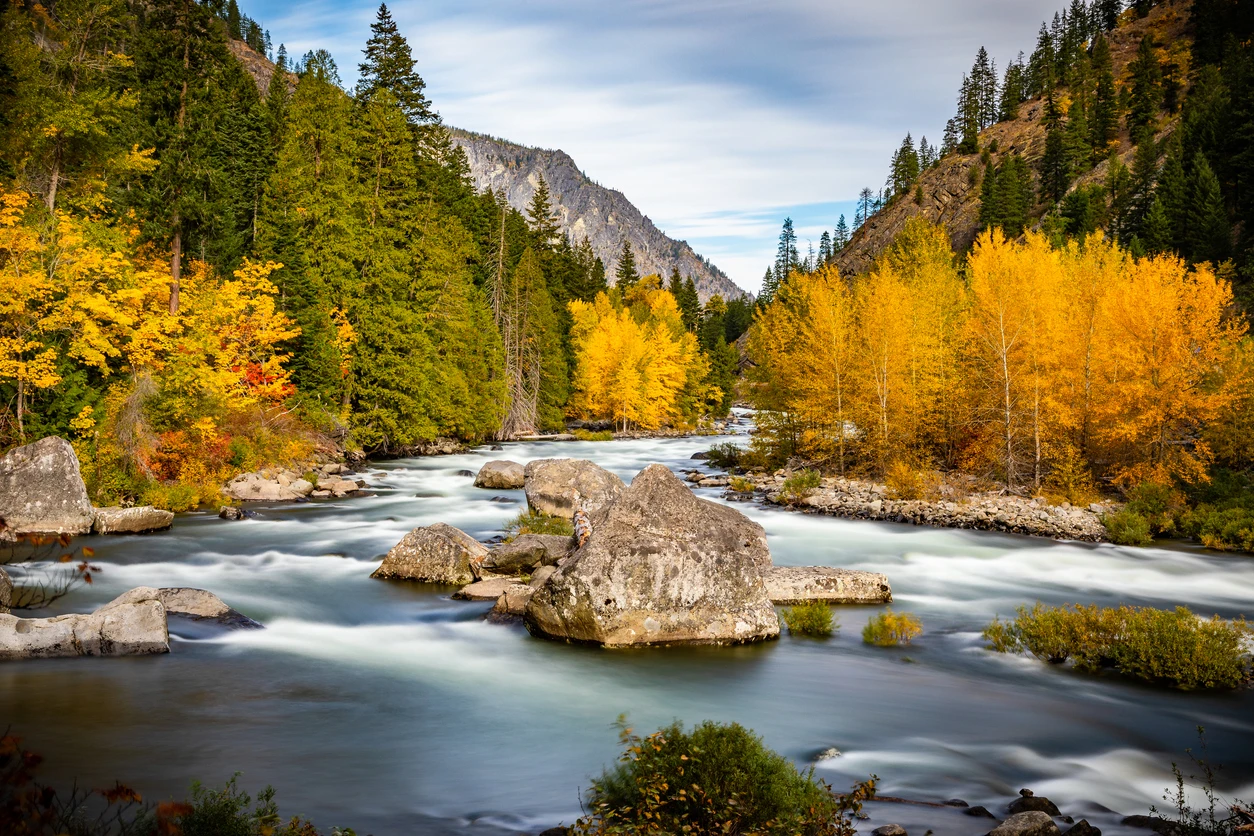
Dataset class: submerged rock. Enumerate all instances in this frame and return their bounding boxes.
[523,458,625,519]
[93,506,175,535]
[0,599,169,661]
[988,812,1061,836]
[762,566,892,605]
[474,460,525,490]
[218,506,246,521]
[481,534,573,574]
[101,587,261,628]
[371,523,488,585]
[0,436,94,539]
[524,463,778,647]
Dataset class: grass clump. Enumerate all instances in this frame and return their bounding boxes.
[781,601,836,638]
[779,469,821,504]
[729,475,755,493]
[982,603,1252,690]
[1104,508,1153,546]
[576,719,875,836]
[574,429,615,442]
[862,610,923,647]
[505,509,575,539]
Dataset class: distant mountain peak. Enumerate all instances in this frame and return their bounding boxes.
[449,128,746,303]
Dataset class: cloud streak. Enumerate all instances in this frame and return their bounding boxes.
[247,0,1067,291]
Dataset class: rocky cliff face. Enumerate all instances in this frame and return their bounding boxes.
[451,130,746,302]
[835,0,1190,276]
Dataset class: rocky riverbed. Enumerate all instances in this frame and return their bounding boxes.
[693,470,1112,542]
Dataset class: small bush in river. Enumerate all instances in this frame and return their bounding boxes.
[705,441,744,469]
[505,509,574,539]
[573,429,614,441]
[576,719,876,836]
[1104,508,1153,546]
[982,603,1252,690]
[862,610,923,646]
[780,469,821,504]
[729,475,755,493]
[782,601,836,637]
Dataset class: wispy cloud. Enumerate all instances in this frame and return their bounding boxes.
[247,0,1066,291]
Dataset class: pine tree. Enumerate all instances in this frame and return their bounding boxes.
[1096,0,1122,31]
[526,173,561,251]
[818,231,833,264]
[1125,133,1159,242]
[775,217,799,282]
[971,47,999,130]
[1189,155,1231,264]
[834,215,850,250]
[1155,138,1189,253]
[1089,34,1118,161]
[856,188,875,226]
[681,277,701,330]
[227,0,241,39]
[999,57,1026,122]
[1028,24,1056,97]
[1039,92,1070,204]
[615,239,639,291]
[1064,97,1090,175]
[1106,154,1134,241]
[979,159,1000,230]
[957,74,981,153]
[357,3,441,153]
[1140,195,1171,253]
[1127,34,1162,134]
[889,133,920,197]
[997,155,1034,236]
[760,267,779,306]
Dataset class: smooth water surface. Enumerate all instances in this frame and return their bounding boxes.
[3,423,1253,835]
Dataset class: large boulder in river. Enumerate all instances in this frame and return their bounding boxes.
[524,464,778,647]
[0,436,94,539]
[101,586,261,628]
[481,534,573,574]
[93,506,175,535]
[987,812,1062,836]
[762,566,892,605]
[371,523,488,585]
[523,458,625,519]
[223,472,305,502]
[0,566,11,614]
[474,460,525,489]
[0,599,169,661]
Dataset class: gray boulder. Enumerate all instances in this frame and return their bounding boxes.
[0,436,94,539]
[0,599,169,661]
[481,534,573,575]
[1009,795,1062,817]
[524,463,778,647]
[987,812,1062,836]
[474,460,525,489]
[491,584,537,617]
[523,458,625,519]
[223,472,303,502]
[1064,823,1101,836]
[453,577,531,601]
[94,506,175,535]
[0,566,11,614]
[762,566,892,605]
[101,586,261,628]
[219,506,246,521]
[872,826,908,836]
[371,523,488,585]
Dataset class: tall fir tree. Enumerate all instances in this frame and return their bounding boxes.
[1039,91,1070,204]
[614,239,639,291]
[1189,155,1231,264]
[775,217,799,282]
[1127,34,1162,135]
[526,174,561,252]
[1089,34,1118,161]
[818,230,833,264]
[834,214,850,250]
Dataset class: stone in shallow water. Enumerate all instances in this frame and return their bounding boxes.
[102,586,261,628]
[481,534,573,574]
[0,436,94,539]
[987,812,1061,836]
[474,460,525,489]
[523,458,625,520]
[93,506,174,534]
[872,825,908,836]
[1010,795,1062,817]
[762,566,892,605]
[0,599,169,660]
[453,578,531,601]
[372,523,488,585]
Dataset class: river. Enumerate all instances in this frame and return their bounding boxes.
[3,425,1253,836]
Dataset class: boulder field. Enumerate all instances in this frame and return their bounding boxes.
[374,458,893,648]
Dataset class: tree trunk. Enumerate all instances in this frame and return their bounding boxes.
[169,225,182,314]
[16,379,25,443]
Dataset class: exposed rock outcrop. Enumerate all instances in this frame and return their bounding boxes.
[481,534,573,575]
[93,506,175,535]
[524,464,778,647]
[0,566,11,614]
[0,436,94,539]
[0,599,169,661]
[450,130,745,304]
[763,566,892,605]
[371,523,488,585]
[524,458,625,520]
[474,460,525,489]
[987,812,1061,836]
[226,467,362,501]
[101,587,261,628]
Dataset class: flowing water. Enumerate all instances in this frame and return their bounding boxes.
[3,422,1253,835]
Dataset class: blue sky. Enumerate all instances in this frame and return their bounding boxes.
[245,0,1067,293]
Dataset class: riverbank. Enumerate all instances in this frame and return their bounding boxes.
[693,469,1112,542]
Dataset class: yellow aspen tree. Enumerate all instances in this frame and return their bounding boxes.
[795,267,856,472]
[854,263,913,471]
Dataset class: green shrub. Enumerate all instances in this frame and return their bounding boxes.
[883,461,941,501]
[1104,508,1153,546]
[705,442,744,469]
[729,475,755,493]
[982,603,1252,690]
[505,509,575,539]
[1177,472,1254,552]
[1125,482,1181,535]
[779,469,821,504]
[574,429,615,442]
[862,610,922,646]
[578,719,875,836]
[782,601,836,637]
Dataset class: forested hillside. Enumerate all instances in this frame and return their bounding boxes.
[0,0,749,509]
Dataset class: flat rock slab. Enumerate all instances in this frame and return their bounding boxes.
[474,460,525,489]
[763,566,892,605]
[372,524,488,585]
[988,812,1062,836]
[94,506,175,534]
[453,578,531,601]
[0,436,94,539]
[102,586,261,628]
[0,600,169,661]
[481,534,573,574]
